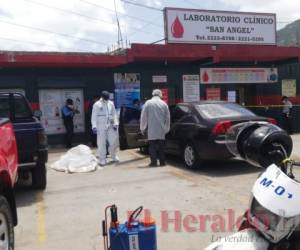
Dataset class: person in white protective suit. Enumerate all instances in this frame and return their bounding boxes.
[91,91,119,166]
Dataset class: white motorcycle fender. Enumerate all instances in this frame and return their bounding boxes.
[252,164,300,217]
[203,229,269,250]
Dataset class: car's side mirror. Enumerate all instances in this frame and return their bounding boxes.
[34,110,42,118]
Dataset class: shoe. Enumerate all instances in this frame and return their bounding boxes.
[160,163,166,167]
[112,156,120,163]
[99,160,107,166]
[148,163,157,167]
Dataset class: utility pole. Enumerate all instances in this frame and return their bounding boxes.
[114,0,123,50]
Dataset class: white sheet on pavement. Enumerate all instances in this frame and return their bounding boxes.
[51,145,99,173]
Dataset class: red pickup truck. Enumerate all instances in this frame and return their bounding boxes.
[0,118,18,249]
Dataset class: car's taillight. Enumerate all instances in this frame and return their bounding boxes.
[212,120,232,135]
[267,118,277,125]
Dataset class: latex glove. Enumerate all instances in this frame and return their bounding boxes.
[113,125,118,131]
[92,127,97,134]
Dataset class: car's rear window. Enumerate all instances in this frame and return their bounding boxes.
[0,95,32,119]
[121,106,141,124]
[196,103,255,119]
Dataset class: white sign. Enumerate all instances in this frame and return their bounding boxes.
[227,91,236,102]
[39,89,85,135]
[183,75,200,102]
[253,164,300,217]
[164,8,276,45]
[200,68,278,84]
[152,75,167,83]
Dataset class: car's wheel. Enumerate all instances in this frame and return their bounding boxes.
[0,196,14,250]
[183,143,201,169]
[32,163,47,190]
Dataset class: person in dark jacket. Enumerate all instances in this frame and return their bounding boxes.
[62,99,75,148]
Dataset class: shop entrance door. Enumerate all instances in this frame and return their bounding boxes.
[237,85,256,106]
[38,89,85,135]
[236,87,245,105]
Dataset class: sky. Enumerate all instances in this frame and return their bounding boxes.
[0,0,298,52]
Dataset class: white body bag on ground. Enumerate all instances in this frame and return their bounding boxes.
[51,145,99,173]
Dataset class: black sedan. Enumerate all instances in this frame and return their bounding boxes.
[119,101,276,169]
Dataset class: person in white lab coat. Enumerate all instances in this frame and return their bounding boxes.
[91,91,119,166]
[281,96,293,134]
[140,89,170,166]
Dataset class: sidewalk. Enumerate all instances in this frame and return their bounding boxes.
[291,134,300,161]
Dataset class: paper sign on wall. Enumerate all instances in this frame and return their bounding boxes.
[152,75,167,83]
[227,91,236,102]
[183,75,200,102]
[282,79,296,97]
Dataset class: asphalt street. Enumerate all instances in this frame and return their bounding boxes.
[14,134,300,250]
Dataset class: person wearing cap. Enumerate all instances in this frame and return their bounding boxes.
[91,91,119,166]
[140,89,170,166]
[61,98,75,148]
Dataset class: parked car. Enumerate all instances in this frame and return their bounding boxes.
[0,93,48,189]
[0,118,18,249]
[119,101,276,168]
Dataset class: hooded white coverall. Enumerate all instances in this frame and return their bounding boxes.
[91,98,119,164]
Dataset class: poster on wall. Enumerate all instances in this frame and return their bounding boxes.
[183,75,200,102]
[39,89,85,135]
[282,79,296,97]
[200,68,278,84]
[114,73,140,109]
[206,88,221,100]
[114,73,140,89]
[114,89,140,109]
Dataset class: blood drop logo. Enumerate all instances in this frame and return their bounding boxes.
[171,16,184,38]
